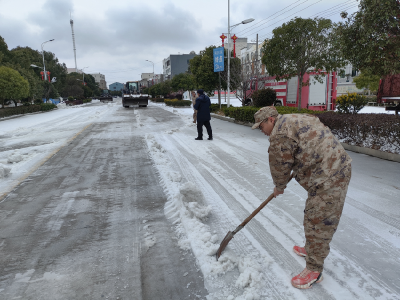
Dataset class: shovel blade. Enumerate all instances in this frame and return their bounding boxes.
[216,231,234,261]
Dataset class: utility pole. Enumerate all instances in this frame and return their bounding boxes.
[70,12,78,73]
[255,34,259,90]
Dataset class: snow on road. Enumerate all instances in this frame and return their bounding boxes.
[0,101,115,199]
[1,100,399,300]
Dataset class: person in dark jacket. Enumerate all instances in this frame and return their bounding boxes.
[193,89,213,140]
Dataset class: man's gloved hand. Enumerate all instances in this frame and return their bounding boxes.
[273,187,284,198]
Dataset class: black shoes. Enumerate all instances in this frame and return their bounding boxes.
[195,137,213,140]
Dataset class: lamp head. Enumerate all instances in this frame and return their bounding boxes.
[242,18,255,24]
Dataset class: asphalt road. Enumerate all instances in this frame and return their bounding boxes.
[0,105,208,300]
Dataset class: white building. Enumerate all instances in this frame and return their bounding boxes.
[336,64,364,96]
[240,43,263,76]
[90,73,107,90]
[67,68,83,74]
[141,73,153,80]
[224,38,251,60]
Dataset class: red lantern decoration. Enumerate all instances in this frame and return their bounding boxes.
[40,71,44,81]
[231,34,238,58]
[220,34,227,47]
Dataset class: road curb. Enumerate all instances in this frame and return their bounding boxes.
[340,143,400,163]
[211,113,400,163]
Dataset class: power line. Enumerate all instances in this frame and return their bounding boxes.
[308,0,358,19]
[312,2,358,19]
[212,0,358,46]
[258,2,358,40]
[254,0,324,40]
[234,0,308,36]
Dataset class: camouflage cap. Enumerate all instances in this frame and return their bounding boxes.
[251,106,279,129]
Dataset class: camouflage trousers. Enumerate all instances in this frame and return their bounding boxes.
[304,164,352,272]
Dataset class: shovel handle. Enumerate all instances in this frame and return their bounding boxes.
[238,173,294,228]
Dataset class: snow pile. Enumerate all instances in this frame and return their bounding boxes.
[57,102,66,109]
[143,224,156,251]
[0,164,11,179]
[7,152,23,164]
[234,257,263,300]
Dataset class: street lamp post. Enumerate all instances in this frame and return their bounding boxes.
[146,60,154,85]
[227,1,254,107]
[82,66,89,85]
[41,39,54,81]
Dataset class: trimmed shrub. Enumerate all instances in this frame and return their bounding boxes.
[0,104,57,118]
[251,88,277,107]
[151,98,165,103]
[164,99,192,107]
[222,106,327,123]
[210,104,227,113]
[316,112,400,154]
[68,96,74,101]
[175,93,183,100]
[336,92,368,114]
[34,99,43,105]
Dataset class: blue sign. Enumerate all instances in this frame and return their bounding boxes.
[213,47,224,72]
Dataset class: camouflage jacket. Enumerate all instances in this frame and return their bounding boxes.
[268,114,352,192]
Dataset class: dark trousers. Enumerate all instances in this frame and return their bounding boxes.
[197,120,212,139]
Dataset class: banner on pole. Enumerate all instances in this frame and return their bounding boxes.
[213,47,224,72]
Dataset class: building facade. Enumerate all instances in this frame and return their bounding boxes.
[224,38,250,60]
[336,63,363,96]
[141,73,154,80]
[109,82,124,91]
[90,73,107,90]
[163,53,197,80]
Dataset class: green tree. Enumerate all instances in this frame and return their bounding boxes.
[62,73,84,98]
[156,80,171,97]
[352,69,380,93]
[0,36,10,65]
[335,0,400,77]
[83,73,99,96]
[262,17,345,110]
[189,46,219,95]
[0,66,30,108]
[171,73,196,92]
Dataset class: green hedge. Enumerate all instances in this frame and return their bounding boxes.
[210,104,227,113]
[151,98,165,103]
[0,104,57,118]
[316,112,400,154]
[222,106,325,123]
[164,100,192,107]
[83,98,92,103]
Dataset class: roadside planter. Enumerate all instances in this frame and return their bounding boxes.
[164,99,192,107]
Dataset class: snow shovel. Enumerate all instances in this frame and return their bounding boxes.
[216,173,294,261]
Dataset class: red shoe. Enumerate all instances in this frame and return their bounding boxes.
[293,245,307,257]
[291,268,323,289]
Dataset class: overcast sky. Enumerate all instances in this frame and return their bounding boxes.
[0,0,359,85]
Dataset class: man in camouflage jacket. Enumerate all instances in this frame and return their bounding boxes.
[252,106,352,289]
